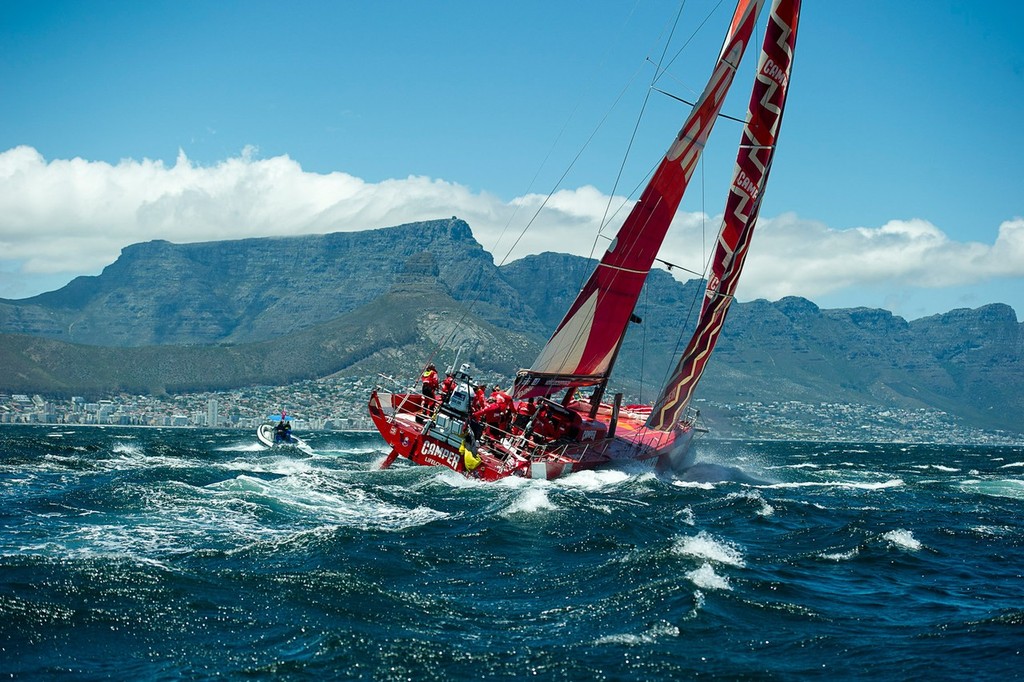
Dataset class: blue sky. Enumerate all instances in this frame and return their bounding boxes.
[1,0,1022,321]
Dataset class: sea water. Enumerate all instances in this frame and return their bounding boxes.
[1,425,1021,679]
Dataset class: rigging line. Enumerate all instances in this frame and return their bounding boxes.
[402,4,715,389]
[590,0,683,246]
[586,0,705,231]
[502,124,659,384]
[587,150,699,316]
[563,0,736,399]
[593,233,705,278]
[440,74,601,359]
[656,148,714,397]
[420,78,627,375]
[655,259,705,278]
[648,0,770,402]
[639,278,650,404]
[515,0,725,383]
[495,0,680,274]
[439,6,664,376]
[649,86,747,124]
[490,91,592,271]
[592,84,655,262]
[540,199,664,387]
[495,52,652,274]
[702,152,708,283]
[591,0,688,256]
[640,2,771,397]
[651,0,728,89]
[507,0,691,345]
[583,0,694,290]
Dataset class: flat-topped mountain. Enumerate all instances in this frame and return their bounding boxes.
[0,218,542,346]
[1,218,1021,435]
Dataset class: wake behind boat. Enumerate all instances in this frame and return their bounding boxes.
[369,0,801,480]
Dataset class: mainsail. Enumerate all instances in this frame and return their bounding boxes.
[648,0,802,431]
[514,0,766,399]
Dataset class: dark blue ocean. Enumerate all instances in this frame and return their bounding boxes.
[1,425,1021,680]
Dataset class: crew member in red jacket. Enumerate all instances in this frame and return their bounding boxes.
[512,398,535,435]
[440,372,456,402]
[474,385,513,438]
[472,384,487,412]
[421,364,440,402]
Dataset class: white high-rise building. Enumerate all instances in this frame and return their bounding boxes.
[207,398,219,428]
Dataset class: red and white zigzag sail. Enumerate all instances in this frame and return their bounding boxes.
[648,0,802,431]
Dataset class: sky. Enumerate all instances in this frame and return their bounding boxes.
[1,0,1022,321]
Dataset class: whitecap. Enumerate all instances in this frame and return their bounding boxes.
[206,472,448,532]
[686,562,732,591]
[674,531,745,567]
[971,525,1011,537]
[418,466,498,490]
[319,445,382,455]
[960,479,1024,500]
[882,529,922,551]
[593,633,646,646]
[111,442,144,457]
[819,548,860,561]
[218,456,314,477]
[556,468,630,491]
[370,453,397,470]
[502,486,556,516]
[217,442,267,452]
[727,490,774,517]
[672,480,715,490]
[593,620,680,646]
[911,464,959,472]
[759,479,904,491]
[690,589,705,616]
[99,446,198,472]
[999,461,1024,469]
[676,506,696,526]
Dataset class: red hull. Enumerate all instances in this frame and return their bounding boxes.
[368,390,695,481]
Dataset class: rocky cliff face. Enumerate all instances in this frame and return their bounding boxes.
[906,304,1024,421]
[0,218,542,346]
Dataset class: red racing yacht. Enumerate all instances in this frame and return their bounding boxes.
[369,0,801,480]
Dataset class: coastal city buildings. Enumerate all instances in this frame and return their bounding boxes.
[1,376,1020,445]
[0,377,373,432]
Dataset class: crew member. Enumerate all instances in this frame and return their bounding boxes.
[472,384,487,412]
[274,413,291,443]
[512,398,535,435]
[473,385,513,438]
[421,364,440,401]
[440,372,456,402]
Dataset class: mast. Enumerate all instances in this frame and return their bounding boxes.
[647,0,802,431]
[514,0,766,400]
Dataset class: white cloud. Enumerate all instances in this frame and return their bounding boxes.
[710,213,1024,303]
[1,145,1022,312]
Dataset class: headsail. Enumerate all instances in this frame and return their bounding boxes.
[515,0,766,400]
[647,0,802,431]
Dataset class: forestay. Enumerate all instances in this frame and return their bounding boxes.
[514,0,767,400]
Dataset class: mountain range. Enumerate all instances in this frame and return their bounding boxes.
[1,217,1022,435]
